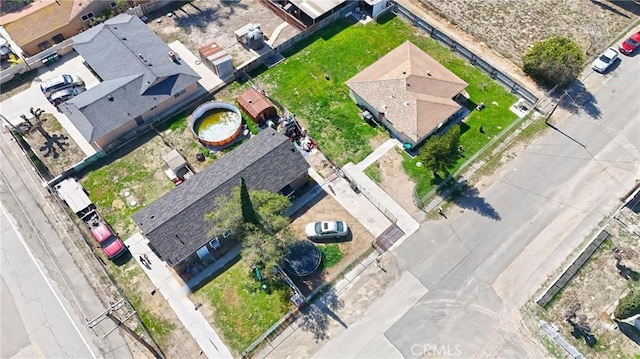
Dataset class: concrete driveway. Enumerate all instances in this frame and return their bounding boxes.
[0,53,99,155]
[316,27,640,358]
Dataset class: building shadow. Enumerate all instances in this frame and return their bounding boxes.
[606,0,640,16]
[558,80,602,119]
[437,178,501,221]
[591,0,632,17]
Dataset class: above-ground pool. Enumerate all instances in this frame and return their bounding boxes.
[189,101,243,148]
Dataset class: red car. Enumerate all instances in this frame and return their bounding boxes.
[91,223,127,259]
[619,31,640,55]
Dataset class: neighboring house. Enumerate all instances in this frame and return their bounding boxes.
[132,127,310,274]
[345,41,468,148]
[58,14,201,151]
[0,0,148,57]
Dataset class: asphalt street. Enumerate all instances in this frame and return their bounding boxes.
[0,130,132,359]
[318,34,640,358]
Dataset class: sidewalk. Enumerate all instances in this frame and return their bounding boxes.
[125,234,232,359]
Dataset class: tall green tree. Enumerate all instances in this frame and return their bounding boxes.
[418,125,462,178]
[240,177,261,226]
[522,36,584,88]
[205,184,292,280]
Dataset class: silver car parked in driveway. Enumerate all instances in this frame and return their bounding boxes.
[40,74,84,97]
[305,220,349,241]
[49,87,85,106]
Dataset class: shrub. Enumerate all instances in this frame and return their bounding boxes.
[522,36,584,88]
[614,289,640,320]
[319,244,343,269]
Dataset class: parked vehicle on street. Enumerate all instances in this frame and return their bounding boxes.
[49,86,85,106]
[82,210,127,260]
[305,220,349,241]
[40,74,84,97]
[619,31,640,55]
[592,47,619,73]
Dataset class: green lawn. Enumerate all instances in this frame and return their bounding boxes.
[193,260,293,354]
[318,244,343,268]
[364,161,382,184]
[252,13,517,173]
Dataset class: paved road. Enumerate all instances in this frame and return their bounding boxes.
[0,130,132,359]
[318,34,640,358]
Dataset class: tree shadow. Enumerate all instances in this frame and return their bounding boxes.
[296,287,346,342]
[437,178,501,220]
[616,263,640,281]
[558,80,602,119]
[590,0,632,18]
[616,320,640,345]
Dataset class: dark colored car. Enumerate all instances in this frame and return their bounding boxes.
[619,31,640,55]
[0,45,12,60]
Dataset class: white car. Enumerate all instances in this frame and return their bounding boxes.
[592,47,619,73]
[305,221,349,241]
[40,74,84,97]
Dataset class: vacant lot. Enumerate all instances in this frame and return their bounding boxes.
[523,206,640,358]
[415,0,639,63]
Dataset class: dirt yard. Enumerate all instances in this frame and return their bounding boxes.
[288,192,376,292]
[146,0,300,66]
[413,0,639,63]
[522,206,640,357]
[377,147,426,221]
[21,113,85,177]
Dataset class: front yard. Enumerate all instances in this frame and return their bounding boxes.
[243,13,517,198]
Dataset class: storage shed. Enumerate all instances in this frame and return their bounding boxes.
[198,42,234,81]
[236,87,277,124]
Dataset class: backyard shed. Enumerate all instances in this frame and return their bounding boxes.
[236,87,277,124]
[198,42,234,81]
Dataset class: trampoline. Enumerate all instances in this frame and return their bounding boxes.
[283,240,321,278]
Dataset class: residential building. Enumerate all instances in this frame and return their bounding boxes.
[0,0,148,57]
[132,127,310,275]
[345,41,469,148]
[58,13,201,151]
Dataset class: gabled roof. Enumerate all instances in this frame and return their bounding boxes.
[0,0,74,47]
[132,128,310,265]
[59,14,200,144]
[345,41,468,142]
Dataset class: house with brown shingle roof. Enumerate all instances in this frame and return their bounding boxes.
[0,0,147,57]
[345,41,468,148]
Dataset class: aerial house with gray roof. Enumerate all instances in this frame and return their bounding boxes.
[58,14,201,151]
[132,128,310,275]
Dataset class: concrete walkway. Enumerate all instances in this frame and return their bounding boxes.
[355,138,402,171]
[125,234,232,359]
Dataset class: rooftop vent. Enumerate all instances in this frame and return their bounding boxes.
[427,71,432,76]
[107,95,114,101]
[404,101,410,106]
[168,51,177,62]
[248,99,253,104]
[138,53,144,60]
[402,70,406,74]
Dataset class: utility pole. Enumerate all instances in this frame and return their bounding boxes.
[88,299,165,359]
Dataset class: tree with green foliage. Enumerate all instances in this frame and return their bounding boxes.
[418,125,462,178]
[240,177,261,226]
[614,289,640,320]
[205,183,292,280]
[522,36,584,88]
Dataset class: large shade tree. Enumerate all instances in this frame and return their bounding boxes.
[522,36,584,88]
[205,183,293,280]
[418,125,463,178]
